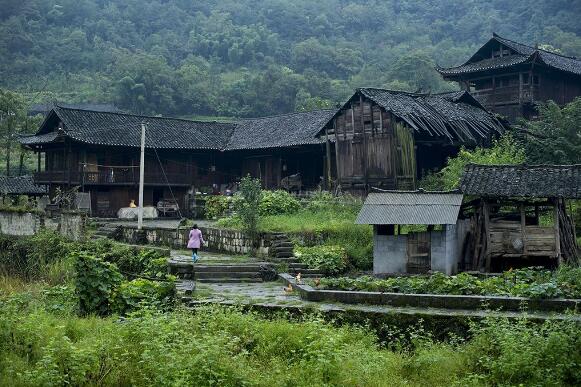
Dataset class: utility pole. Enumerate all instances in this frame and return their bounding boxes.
[138,121,146,230]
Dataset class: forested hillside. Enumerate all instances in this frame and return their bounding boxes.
[2,0,581,117]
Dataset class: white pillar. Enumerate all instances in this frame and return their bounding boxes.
[138,122,146,230]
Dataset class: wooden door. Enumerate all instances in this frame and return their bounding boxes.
[407,232,431,274]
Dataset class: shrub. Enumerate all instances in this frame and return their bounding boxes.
[0,230,75,282]
[111,278,176,315]
[465,317,581,386]
[319,266,581,299]
[73,251,123,316]
[205,195,231,219]
[295,245,348,275]
[419,134,526,190]
[237,176,262,240]
[259,190,300,215]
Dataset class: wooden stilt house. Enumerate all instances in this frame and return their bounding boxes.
[459,164,580,271]
[319,88,505,193]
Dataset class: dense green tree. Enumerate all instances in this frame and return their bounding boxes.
[521,98,581,165]
[0,0,580,118]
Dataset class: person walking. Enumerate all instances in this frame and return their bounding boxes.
[187,224,204,262]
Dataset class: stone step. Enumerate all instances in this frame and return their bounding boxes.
[193,264,272,273]
[272,257,300,263]
[195,271,261,279]
[289,273,322,279]
[287,268,323,275]
[176,280,196,296]
[168,262,272,273]
[273,251,294,256]
[270,242,294,249]
[196,278,264,283]
[288,263,309,269]
[275,252,295,258]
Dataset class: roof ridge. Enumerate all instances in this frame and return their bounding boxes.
[54,105,236,126]
[370,189,461,194]
[358,87,424,97]
[359,87,468,100]
[237,109,336,121]
[493,34,580,61]
[466,163,581,168]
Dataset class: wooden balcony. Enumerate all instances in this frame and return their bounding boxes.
[471,85,539,107]
[34,170,192,186]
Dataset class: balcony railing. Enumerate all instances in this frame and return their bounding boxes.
[471,85,539,107]
[34,170,192,186]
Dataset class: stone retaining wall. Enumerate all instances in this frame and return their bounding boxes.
[280,274,580,313]
[0,210,86,240]
[120,225,278,257]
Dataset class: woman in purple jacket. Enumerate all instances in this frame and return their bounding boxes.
[187,224,204,262]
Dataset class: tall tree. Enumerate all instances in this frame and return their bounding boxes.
[521,98,581,164]
[0,89,27,176]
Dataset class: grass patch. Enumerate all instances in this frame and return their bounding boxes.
[218,202,373,271]
[1,284,580,386]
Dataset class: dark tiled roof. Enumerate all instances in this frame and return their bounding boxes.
[20,106,337,151]
[29,106,236,150]
[227,110,336,150]
[439,34,581,76]
[460,164,581,198]
[19,132,60,146]
[29,103,121,115]
[356,191,463,225]
[356,88,504,141]
[0,176,47,195]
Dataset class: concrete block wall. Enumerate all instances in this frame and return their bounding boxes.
[430,228,457,275]
[0,210,86,240]
[373,223,466,275]
[373,234,407,274]
[0,211,41,236]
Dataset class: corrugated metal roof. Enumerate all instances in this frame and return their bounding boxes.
[356,192,463,225]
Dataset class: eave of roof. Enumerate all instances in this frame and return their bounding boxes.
[0,176,47,195]
[19,106,338,151]
[226,109,336,150]
[460,163,581,199]
[334,88,505,143]
[438,34,581,77]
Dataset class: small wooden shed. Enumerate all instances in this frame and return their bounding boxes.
[356,191,466,275]
[460,164,580,271]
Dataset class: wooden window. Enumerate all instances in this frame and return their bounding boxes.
[522,74,530,84]
[474,78,493,90]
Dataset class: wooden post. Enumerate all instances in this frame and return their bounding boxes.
[66,139,71,187]
[350,101,356,136]
[333,119,341,191]
[138,122,146,230]
[554,198,561,265]
[483,201,491,272]
[520,204,527,255]
[518,72,523,105]
[360,95,368,191]
[492,76,496,108]
[325,126,332,190]
[37,151,41,173]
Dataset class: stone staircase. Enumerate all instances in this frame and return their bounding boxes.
[168,258,277,283]
[91,222,122,240]
[269,234,324,279]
